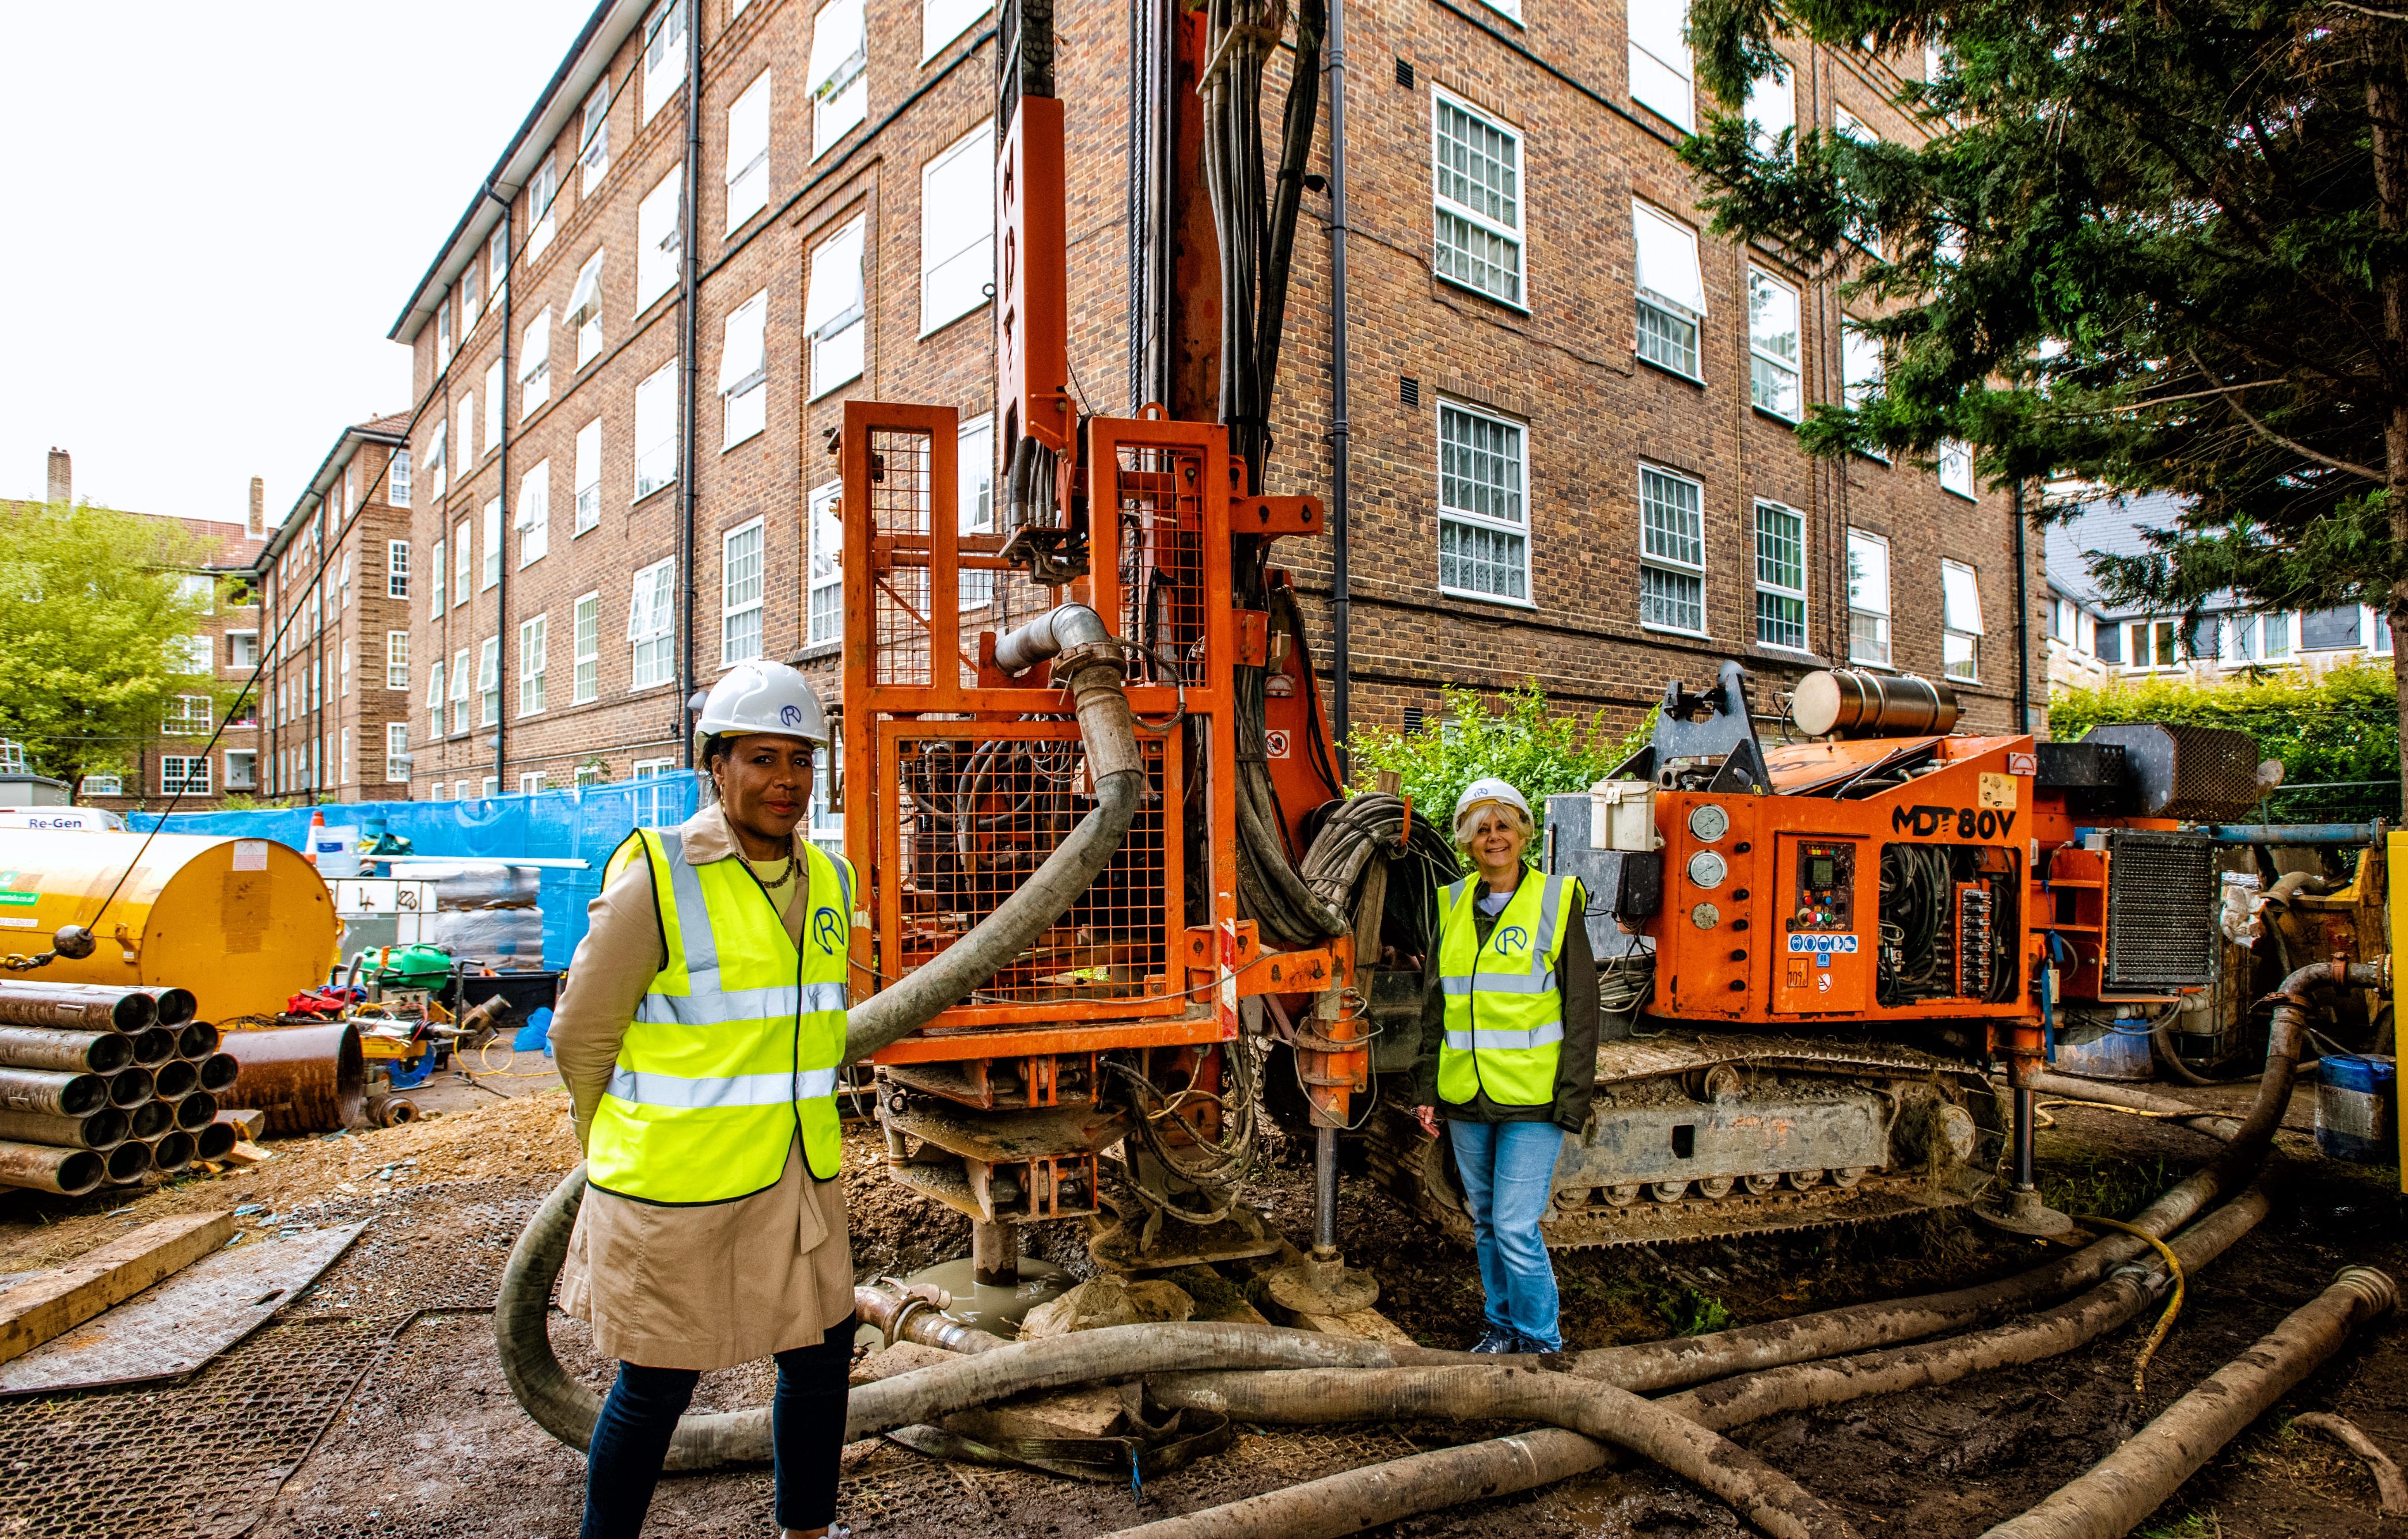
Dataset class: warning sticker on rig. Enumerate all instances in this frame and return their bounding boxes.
[0,917,33,929]
[1786,933,1860,954]
[1978,772,2017,810]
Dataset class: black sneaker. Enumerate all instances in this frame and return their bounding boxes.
[1515,1333,1561,1355]
[1469,1326,1518,1354]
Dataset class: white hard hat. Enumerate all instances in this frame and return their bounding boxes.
[1453,777,1531,840]
[696,660,827,748]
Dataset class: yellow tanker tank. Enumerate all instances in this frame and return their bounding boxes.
[0,830,336,1024]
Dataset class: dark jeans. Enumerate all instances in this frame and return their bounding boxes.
[581,1330,852,1538]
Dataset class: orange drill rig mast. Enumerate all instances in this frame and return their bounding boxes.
[844,0,1400,1304]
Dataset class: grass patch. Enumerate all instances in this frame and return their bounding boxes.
[2042,1152,2176,1222]
[1656,1286,1733,1336]
[2134,1515,2211,1539]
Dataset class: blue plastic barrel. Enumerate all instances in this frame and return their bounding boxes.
[2316,1055,2397,1165]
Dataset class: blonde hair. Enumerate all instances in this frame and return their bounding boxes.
[1453,799,1534,850]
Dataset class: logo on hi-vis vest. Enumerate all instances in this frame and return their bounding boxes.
[811,907,843,954]
[1493,924,1530,955]
[1890,805,2018,840]
[1787,934,1860,954]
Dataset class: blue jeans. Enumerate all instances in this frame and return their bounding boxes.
[582,1331,851,1537]
[1448,1119,1565,1350]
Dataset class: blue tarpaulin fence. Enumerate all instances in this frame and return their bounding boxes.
[127,774,704,971]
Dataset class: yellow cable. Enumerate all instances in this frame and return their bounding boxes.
[2081,1215,2185,1396]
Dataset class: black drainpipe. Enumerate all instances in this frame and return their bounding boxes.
[677,0,705,769]
[485,187,514,792]
[2012,477,2031,733]
[1325,0,1353,774]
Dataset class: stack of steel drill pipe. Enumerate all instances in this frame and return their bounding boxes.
[0,981,234,1194]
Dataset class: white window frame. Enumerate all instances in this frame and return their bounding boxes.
[391,448,412,507]
[1834,107,1884,257]
[82,775,123,797]
[580,81,612,195]
[1628,0,1695,131]
[809,0,869,156]
[629,558,677,690]
[178,633,211,674]
[227,629,260,670]
[518,459,551,567]
[958,412,996,607]
[1937,438,1977,500]
[478,634,502,727]
[385,724,409,784]
[1841,320,1887,461]
[637,165,685,313]
[225,750,258,792]
[721,517,766,665]
[1632,201,1706,379]
[521,772,549,796]
[1753,499,1809,652]
[807,480,844,647]
[1847,529,1892,666]
[1435,398,1532,607]
[519,306,553,416]
[575,417,604,534]
[488,225,509,319]
[484,359,505,456]
[387,539,410,598]
[519,614,549,717]
[574,590,602,703]
[160,755,211,796]
[427,653,446,735]
[425,420,448,500]
[923,0,989,59]
[635,358,680,500]
[719,289,770,447]
[436,302,454,372]
[642,0,688,127]
[805,215,867,398]
[920,119,996,335]
[726,70,773,233]
[164,694,212,736]
[1942,560,1984,682]
[481,497,503,590]
[449,646,471,734]
[1429,89,1525,310]
[528,155,559,259]
[1746,268,1802,421]
[1637,464,1708,636]
[570,248,606,368]
[386,630,409,690]
[431,535,448,614]
[1744,57,1794,159]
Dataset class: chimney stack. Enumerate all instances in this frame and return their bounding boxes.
[45,448,70,507]
[249,477,265,537]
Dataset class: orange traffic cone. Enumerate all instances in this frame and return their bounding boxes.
[305,808,327,868]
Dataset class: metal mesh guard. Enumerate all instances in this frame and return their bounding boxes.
[2104,830,2219,990]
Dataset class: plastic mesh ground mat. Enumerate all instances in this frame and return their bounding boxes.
[0,1316,385,1539]
[278,1177,555,1323]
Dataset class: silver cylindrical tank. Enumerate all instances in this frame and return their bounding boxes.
[1791,670,1960,739]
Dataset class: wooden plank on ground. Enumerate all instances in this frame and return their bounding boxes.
[0,1211,234,1366]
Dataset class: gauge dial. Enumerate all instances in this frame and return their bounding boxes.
[1687,803,1730,842]
[1690,902,1721,929]
[1686,850,1728,889]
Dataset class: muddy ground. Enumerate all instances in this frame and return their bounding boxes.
[0,1074,2401,1539]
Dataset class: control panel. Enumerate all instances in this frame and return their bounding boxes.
[1774,835,1867,1014]
[1789,841,1856,933]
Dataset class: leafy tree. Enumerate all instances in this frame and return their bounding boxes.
[1676,1,2408,795]
[1348,683,1652,864]
[2051,662,2398,786]
[0,500,226,786]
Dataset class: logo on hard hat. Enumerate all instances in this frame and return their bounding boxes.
[780,704,805,727]
[1495,925,1530,955]
[812,907,843,953]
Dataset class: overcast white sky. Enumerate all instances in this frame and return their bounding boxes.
[0,2,596,521]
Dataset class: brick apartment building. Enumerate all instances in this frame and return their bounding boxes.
[253,419,418,803]
[31,450,270,812]
[384,0,2035,814]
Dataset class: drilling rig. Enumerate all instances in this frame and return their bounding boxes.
[842,0,2268,1289]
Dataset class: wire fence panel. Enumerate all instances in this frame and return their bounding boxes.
[2253,779,2400,825]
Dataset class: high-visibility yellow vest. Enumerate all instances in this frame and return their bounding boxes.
[584,827,854,1203]
[1435,867,1580,1108]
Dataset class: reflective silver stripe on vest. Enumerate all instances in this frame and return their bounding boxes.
[832,854,853,915]
[606,1065,841,1108]
[655,830,722,986]
[1443,1020,1567,1052]
[1439,970,1558,997]
[1527,875,1565,976]
[1445,879,1466,910]
[634,981,848,1025]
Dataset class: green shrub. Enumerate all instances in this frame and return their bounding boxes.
[1347,683,1652,860]
[2049,662,2399,785]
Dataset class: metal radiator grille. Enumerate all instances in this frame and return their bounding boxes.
[2103,830,2219,990]
[891,727,1176,1013]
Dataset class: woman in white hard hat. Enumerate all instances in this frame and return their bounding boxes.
[1409,776,1595,1354]
[549,659,858,1539]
